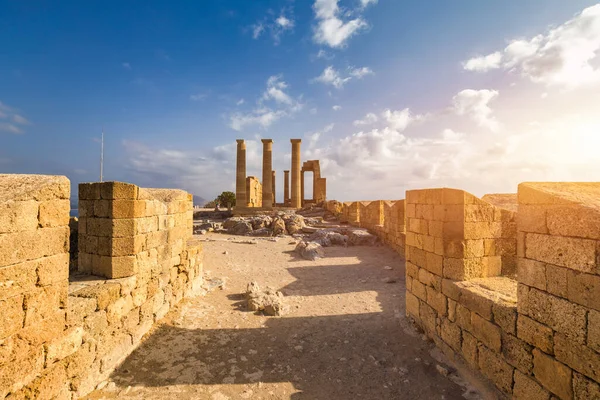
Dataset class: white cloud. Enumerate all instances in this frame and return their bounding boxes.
[463,52,502,72]
[382,108,425,131]
[312,0,374,48]
[190,92,209,101]
[306,123,334,150]
[315,49,334,60]
[348,66,374,78]
[360,0,378,8]
[251,11,295,45]
[122,62,132,70]
[0,101,29,134]
[462,4,600,88]
[332,105,342,111]
[312,65,373,89]
[353,112,378,126]
[236,98,245,106]
[452,89,500,131]
[252,23,264,39]
[229,75,303,131]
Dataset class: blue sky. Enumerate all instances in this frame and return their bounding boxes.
[2,0,600,202]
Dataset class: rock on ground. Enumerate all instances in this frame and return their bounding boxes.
[229,221,253,235]
[308,230,348,247]
[348,230,378,246]
[245,281,287,316]
[295,241,325,260]
[271,217,287,236]
[283,214,305,235]
[223,217,245,230]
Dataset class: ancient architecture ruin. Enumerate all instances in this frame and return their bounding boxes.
[2,171,600,399]
[234,138,328,211]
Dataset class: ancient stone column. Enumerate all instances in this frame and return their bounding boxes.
[290,139,301,208]
[261,139,273,208]
[284,170,290,205]
[272,170,276,206]
[235,139,247,208]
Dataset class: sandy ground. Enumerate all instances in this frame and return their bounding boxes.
[85,232,493,400]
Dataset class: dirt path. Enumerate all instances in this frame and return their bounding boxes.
[86,233,488,400]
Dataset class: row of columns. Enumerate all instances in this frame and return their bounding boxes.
[235,139,302,209]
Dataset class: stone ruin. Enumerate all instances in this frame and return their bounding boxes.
[323,183,600,399]
[235,138,327,211]
[0,176,202,399]
[2,171,600,400]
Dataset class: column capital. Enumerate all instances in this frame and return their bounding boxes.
[290,139,302,144]
[261,138,273,144]
[284,170,290,173]
[236,139,245,144]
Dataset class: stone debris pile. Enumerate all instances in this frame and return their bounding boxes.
[245,281,287,316]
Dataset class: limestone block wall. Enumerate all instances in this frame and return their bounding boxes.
[346,202,360,226]
[362,200,384,232]
[0,175,71,398]
[405,183,600,399]
[78,182,193,279]
[514,182,600,399]
[1,177,203,399]
[382,200,405,254]
[315,177,327,203]
[246,176,262,208]
[358,201,371,228]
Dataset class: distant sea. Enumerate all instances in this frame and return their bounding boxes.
[70,209,79,218]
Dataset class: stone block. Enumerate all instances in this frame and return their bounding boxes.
[518,258,547,291]
[17,309,65,346]
[523,287,586,344]
[462,330,478,368]
[555,332,600,383]
[0,347,45,398]
[525,233,596,273]
[94,199,110,217]
[517,205,548,234]
[546,264,568,298]
[74,283,121,310]
[492,302,516,335]
[84,310,108,336]
[419,301,437,336]
[447,298,456,321]
[405,262,418,279]
[573,372,600,400]
[471,313,501,352]
[79,182,101,200]
[0,261,37,301]
[459,286,493,320]
[502,332,533,374]
[456,303,472,332]
[138,216,159,234]
[111,218,138,238]
[24,283,66,327]
[478,344,514,395]
[45,326,83,366]
[517,315,553,354]
[110,199,146,219]
[37,253,69,287]
[99,181,138,200]
[588,310,600,353]
[464,222,502,240]
[441,319,461,352]
[513,370,551,400]
[412,280,427,301]
[0,294,25,339]
[464,204,495,223]
[425,252,443,276]
[547,205,600,240]
[567,270,600,312]
[441,279,461,301]
[533,348,573,400]
[426,286,447,316]
[0,227,69,267]
[67,296,97,327]
[406,293,420,319]
[0,200,39,234]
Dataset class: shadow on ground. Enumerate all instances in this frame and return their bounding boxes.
[105,245,468,399]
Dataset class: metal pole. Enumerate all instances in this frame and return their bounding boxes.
[100,127,104,182]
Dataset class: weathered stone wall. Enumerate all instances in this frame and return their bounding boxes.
[405,184,600,399]
[78,182,193,279]
[382,200,405,254]
[1,177,203,399]
[0,174,71,398]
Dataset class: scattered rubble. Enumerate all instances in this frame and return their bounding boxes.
[245,282,287,316]
[295,241,325,261]
[348,230,378,246]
